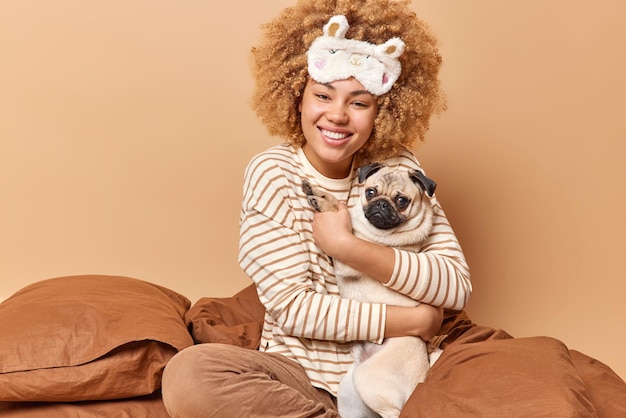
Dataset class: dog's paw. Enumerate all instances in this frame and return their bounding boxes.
[302,180,323,211]
[307,196,323,212]
[301,179,339,212]
[301,179,314,197]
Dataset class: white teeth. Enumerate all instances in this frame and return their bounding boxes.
[321,129,349,140]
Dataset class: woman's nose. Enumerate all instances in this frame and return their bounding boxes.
[326,103,349,124]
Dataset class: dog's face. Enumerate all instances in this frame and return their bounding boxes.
[356,163,436,242]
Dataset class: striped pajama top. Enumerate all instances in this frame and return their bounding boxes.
[238,143,471,396]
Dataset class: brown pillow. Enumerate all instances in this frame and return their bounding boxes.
[401,327,597,417]
[570,349,626,417]
[185,283,265,349]
[0,391,169,418]
[0,275,194,402]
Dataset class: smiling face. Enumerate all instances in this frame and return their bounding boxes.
[298,78,377,179]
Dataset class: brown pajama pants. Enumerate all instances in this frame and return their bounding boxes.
[162,343,339,418]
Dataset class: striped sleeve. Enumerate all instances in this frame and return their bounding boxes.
[380,149,472,310]
[385,201,471,310]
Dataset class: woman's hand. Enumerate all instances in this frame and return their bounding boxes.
[311,202,354,259]
[311,202,397,286]
[385,304,444,341]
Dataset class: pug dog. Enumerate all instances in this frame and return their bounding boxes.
[302,163,438,418]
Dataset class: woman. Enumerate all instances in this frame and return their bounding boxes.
[162,1,471,416]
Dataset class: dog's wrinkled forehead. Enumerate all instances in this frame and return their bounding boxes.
[358,163,436,197]
[366,170,419,194]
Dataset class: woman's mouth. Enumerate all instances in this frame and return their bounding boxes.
[319,128,352,143]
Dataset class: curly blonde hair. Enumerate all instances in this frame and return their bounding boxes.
[250,0,446,163]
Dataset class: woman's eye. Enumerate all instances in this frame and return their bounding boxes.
[395,196,410,209]
[353,99,373,108]
[316,94,330,100]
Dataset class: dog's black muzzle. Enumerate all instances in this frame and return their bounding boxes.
[364,200,405,230]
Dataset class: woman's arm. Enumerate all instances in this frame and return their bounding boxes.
[385,305,443,341]
[311,198,471,311]
[310,202,446,340]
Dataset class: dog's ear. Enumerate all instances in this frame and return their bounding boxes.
[410,170,437,197]
[358,163,384,183]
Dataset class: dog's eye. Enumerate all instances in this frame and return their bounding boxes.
[365,188,377,200]
[395,196,410,210]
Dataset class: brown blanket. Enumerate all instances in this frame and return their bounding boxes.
[1,284,625,417]
[187,286,626,418]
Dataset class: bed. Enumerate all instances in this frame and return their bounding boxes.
[1,275,624,417]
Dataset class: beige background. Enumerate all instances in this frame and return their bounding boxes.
[1,1,624,380]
